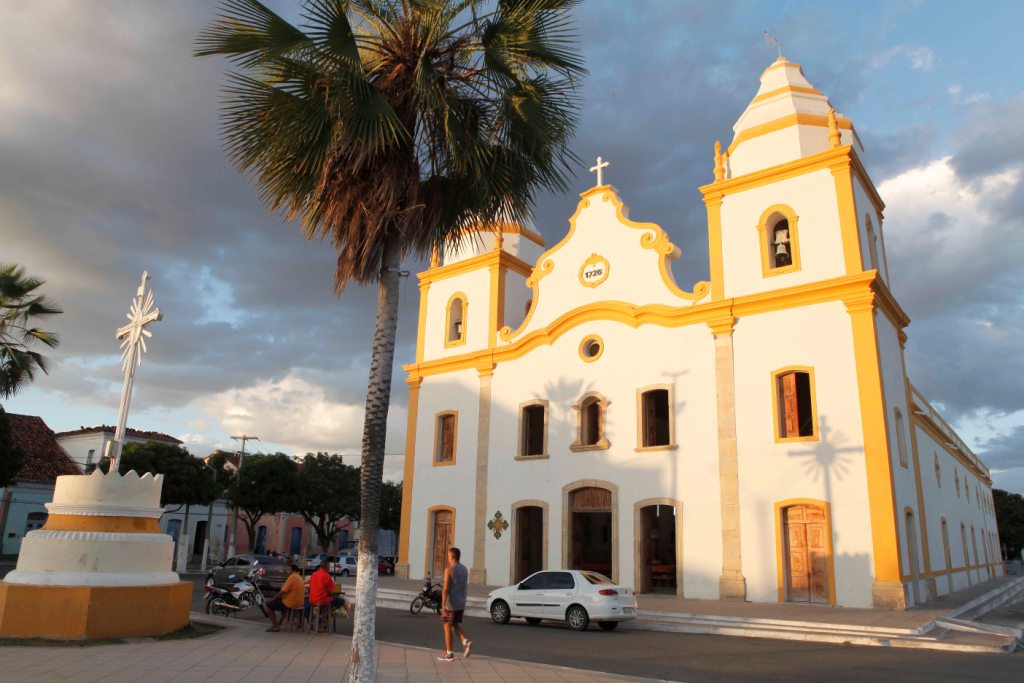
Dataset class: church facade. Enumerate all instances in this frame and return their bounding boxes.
[395,57,1002,610]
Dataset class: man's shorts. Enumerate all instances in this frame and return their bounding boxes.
[441,609,464,624]
[266,597,287,613]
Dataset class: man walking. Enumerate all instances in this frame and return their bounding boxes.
[437,546,472,661]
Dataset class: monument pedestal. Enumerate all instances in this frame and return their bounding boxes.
[0,470,192,640]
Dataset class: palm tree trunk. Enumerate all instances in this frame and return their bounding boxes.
[348,234,403,683]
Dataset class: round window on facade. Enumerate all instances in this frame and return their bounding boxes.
[579,335,604,363]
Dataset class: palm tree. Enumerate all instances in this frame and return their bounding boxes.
[0,263,62,400]
[196,1,585,678]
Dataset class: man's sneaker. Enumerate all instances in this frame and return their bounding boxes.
[436,652,455,662]
[462,640,472,658]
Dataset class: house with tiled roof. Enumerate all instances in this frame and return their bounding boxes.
[0,414,81,558]
[55,424,183,470]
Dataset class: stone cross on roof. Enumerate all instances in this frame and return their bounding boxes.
[589,156,610,187]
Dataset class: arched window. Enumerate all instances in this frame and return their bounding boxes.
[571,392,610,452]
[758,205,801,277]
[445,294,467,347]
[894,408,908,468]
[772,367,817,441]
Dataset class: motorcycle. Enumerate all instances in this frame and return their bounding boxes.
[204,576,268,618]
[409,577,443,615]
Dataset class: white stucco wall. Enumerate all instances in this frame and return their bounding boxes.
[732,301,874,607]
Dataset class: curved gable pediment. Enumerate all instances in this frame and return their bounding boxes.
[500,186,708,343]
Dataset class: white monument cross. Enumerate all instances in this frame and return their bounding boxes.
[107,271,163,471]
[590,156,610,187]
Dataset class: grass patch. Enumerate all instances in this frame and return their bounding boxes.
[0,637,125,647]
[0,621,223,647]
[156,621,224,640]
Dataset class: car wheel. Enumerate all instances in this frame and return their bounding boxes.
[525,617,542,626]
[410,596,425,615]
[566,605,590,631]
[490,600,511,625]
[598,621,618,631]
[342,569,350,577]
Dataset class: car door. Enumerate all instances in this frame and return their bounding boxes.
[543,571,577,619]
[512,572,549,618]
[213,557,242,585]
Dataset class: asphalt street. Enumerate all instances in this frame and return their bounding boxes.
[186,576,1024,683]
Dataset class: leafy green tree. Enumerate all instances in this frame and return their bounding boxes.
[197,3,584,676]
[0,406,25,488]
[994,488,1024,560]
[294,452,359,552]
[227,452,298,550]
[379,480,402,534]
[1,263,62,400]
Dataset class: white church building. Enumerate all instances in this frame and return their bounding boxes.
[395,57,1002,610]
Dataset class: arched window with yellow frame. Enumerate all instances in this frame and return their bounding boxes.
[445,293,467,347]
[757,205,801,277]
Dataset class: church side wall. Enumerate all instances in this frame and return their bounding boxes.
[732,301,876,608]
[873,316,924,601]
[406,369,481,580]
[719,169,847,300]
[911,422,997,595]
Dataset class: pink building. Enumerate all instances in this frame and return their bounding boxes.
[231,512,356,558]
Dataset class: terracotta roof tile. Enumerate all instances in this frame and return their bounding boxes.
[8,414,82,484]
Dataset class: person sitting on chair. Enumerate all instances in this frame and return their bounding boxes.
[265,563,304,632]
[308,561,347,623]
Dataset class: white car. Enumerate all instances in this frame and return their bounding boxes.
[486,569,637,631]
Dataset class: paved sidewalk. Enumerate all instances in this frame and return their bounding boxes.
[0,615,670,683]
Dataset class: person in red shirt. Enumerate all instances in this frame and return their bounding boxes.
[307,562,346,618]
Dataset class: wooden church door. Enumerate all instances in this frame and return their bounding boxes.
[431,510,453,579]
[783,505,829,604]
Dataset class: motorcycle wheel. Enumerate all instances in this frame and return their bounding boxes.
[206,596,232,618]
[410,595,425,615]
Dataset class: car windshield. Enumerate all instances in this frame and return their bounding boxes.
[582,571,613,585]
[252,555,287,566]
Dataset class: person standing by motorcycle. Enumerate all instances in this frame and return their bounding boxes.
[265,563,304,632]
[436,547,472,661]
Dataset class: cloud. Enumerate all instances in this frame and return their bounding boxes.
[975,424,1024,493]
[870,45,936,72]
[191,373,408,481]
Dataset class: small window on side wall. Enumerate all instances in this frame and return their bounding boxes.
[435,412,457,464]
[520,403,546,457]
[445,294,466,347]
[758,206,801,277]
[774,368,816,441]
[894,408,908,468]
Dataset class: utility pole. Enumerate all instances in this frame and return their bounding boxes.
[226,434,259,557]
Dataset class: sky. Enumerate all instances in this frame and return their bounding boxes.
[1,0,1023,491]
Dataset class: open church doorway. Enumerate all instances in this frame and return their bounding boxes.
[639,504,677,593]
[513,504,545,582]
[568,487,613,579]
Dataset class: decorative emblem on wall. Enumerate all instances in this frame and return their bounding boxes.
[578,253,610,288]
[487,511,509,539]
